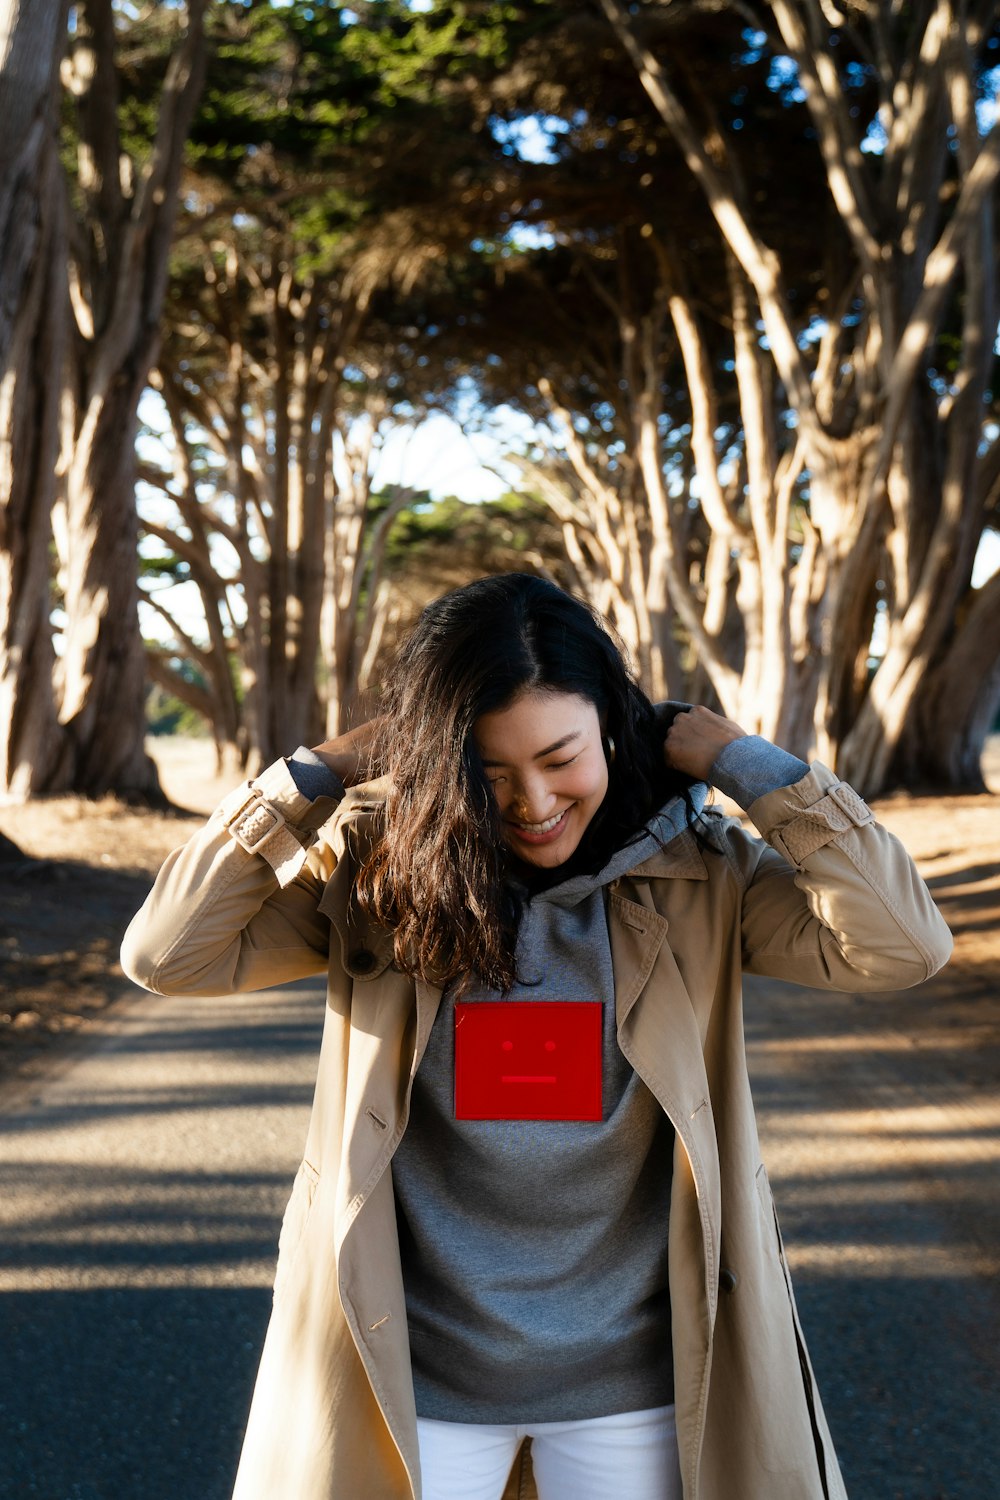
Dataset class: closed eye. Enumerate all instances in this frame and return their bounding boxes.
[486,752,581,784]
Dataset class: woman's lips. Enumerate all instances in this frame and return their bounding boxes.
[506,807,572,845]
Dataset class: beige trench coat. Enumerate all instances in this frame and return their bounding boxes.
[121,756,952,1500]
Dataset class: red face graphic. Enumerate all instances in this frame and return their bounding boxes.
[454,1001,603,1121]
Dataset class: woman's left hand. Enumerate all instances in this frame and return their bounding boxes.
[664,705,748,781]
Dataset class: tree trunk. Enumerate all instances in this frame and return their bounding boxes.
[0,0,71,801]
[890,568,1000,791]
[46,0,207,798]
[58,383,164,796]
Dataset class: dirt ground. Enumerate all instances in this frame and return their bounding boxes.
[0,739,233,1086]
[1,736,998,1090]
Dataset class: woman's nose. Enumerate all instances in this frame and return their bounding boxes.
[511,776,554,821]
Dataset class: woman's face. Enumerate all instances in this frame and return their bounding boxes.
[473,689,610,869]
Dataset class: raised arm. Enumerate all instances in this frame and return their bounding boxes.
[665,707,953,992]
[120,724,379,997]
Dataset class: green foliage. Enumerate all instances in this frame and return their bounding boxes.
[337,1,522,100]
[191,1,520,180]
[138,551,190,585]
[144,683,211,738]
[383,487,564,577]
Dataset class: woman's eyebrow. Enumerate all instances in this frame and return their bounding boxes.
[480,730,584,767]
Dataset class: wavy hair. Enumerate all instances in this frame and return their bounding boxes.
[357,573,696,994]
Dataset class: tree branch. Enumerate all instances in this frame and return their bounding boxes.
[768,0,882,276]
[596,0,816,425]
[141,593,211,671]
[145,649,215,724]
[93,0,207,392]
[875,114,1000,489]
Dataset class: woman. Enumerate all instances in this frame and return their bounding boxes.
[121,573,951,1500]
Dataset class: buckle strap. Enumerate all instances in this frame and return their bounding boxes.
[221,783,308,884]
[771,780,873,868]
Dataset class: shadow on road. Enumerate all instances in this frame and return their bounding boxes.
[0,980,325,1500]
[1,1285,266,1500]
[745,973,1000,1500]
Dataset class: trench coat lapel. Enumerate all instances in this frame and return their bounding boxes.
[609,888,720,1181]
[608,876,723,1300]
[609,825,713,1130]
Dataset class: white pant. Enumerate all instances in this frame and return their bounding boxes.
[417,1403,682,1500]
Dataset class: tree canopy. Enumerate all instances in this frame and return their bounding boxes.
[1,0,998,799]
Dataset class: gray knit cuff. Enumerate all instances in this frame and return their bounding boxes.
[710,735,809,809]
[286,746,347,803]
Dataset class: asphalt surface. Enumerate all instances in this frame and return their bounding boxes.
[1,975,997,1500]
[744,975,1000,1500]
[0,981,325,1500]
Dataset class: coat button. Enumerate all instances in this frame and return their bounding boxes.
[350,948,376,974]
[720,1268,739,1295]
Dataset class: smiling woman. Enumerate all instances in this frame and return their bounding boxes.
[121,572,952,1500]
[354,573,700,996]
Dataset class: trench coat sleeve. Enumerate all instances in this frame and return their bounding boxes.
[120,756,342,997]
[729,761,953,990]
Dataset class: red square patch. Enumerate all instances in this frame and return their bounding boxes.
[454,1001,603,1121]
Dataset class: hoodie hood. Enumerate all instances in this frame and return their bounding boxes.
[511,781,709,911]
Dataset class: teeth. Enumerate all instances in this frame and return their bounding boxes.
[515,810,565,834]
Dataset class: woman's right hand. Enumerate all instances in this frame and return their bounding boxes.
[310,718,383,788]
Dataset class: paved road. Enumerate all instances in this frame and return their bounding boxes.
[0,981,325,1500]
[744,975,1000,1500]
[1,976,997,1500]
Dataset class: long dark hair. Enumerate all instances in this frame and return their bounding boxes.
[357,573,695,993]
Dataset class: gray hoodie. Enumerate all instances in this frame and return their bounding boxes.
[391,798,711,1423]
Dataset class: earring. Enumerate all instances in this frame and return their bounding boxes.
[604,735,616,765]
